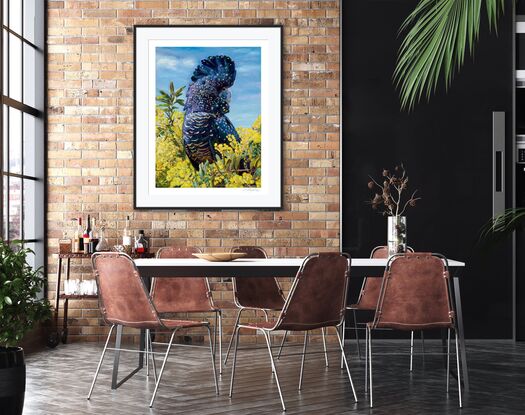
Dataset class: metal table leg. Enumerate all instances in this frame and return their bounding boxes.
[62,258,71,344]
[47,258,63,347]
[54,257,62,317]
[111,325,123,389]
[138,329,145,369]
[453,275,469,392]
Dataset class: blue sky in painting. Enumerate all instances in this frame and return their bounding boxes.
[156,47,261,128]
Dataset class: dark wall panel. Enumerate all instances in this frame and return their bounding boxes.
[342,1,514,339]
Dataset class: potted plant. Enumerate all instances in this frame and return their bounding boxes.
[0,240,51,415]
[368,164,421,256]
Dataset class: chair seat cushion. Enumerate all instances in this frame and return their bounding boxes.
[240,320,340,331]
[161,319,209,329]
[238,321,277,330]
[347,304,375,311]
[367,321,453,331]
[213,299,237,310]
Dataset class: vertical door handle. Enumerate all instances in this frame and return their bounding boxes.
[493,111,505,217]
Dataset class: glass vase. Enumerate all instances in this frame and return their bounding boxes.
[387,215,407,256]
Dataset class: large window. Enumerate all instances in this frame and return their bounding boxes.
[0,0,44,270]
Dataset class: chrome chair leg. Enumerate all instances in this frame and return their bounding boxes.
[149,329,177,408]
[446,328,451,393]
[224,308,243,365]
[340,318,346,369]
[263,309,270,321]
[455,330,463,408]
[368,326,373,408]
[262,330,286,411]
[353,310,361,359]
[218,310,223,375]
[409,330,414,372]
[87,324,115,400]
[335,328,358,402]
[148,330,157,383]
[421,330,425,354]
[213,311,218,357]
[298,331,309,390]
[365,325,368,393]
[145,329,150,377]
[205,325,219,395]
[263,310,273,356]
[277,330,288,359]
[228,326,241,398]
[321,327,329,367]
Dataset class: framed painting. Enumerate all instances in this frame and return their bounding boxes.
[134,26,282,209]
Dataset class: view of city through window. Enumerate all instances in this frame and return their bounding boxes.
[1,0,44,268]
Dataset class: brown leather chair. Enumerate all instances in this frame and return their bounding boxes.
[87,252,218,408]
[228,253,358,411]
[342,245,421,369]
[150,246,223,374]
[223,246,329,367]
[366,253,462,408]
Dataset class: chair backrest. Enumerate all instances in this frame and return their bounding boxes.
[372,252,455,331]
[230,246,285,310]
[355,245,413,310]
[274,253,351,331]
[92,252,161,329]
[151,246,214,313]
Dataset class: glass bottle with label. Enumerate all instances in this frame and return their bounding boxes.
[83,214,91,254]
[95,219,110,252]
[90,217,99,253]
[122,216,132,253]
[134,230,149,255]
[76,216,84,253]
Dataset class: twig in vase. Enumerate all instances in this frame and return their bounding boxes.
[367,163,421,216]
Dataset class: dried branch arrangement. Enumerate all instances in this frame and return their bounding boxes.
[368,164,421,216]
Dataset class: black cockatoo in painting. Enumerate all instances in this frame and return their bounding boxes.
[182,55,241,170]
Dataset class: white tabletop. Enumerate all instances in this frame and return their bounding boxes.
[134,257,465,278]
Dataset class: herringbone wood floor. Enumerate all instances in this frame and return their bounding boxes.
[24,338,525,414]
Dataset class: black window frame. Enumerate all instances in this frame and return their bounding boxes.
[0,0,45,268]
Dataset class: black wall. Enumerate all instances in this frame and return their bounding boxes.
[342,1,515,339]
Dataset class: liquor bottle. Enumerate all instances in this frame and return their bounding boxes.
[122,216,132,252]
[83,214,91,254]
[90,217,99,253]
[76,216,84,253]
[134,230,149,254]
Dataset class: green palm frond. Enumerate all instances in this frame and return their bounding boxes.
[480,208,525,241]
[394,0,505,111]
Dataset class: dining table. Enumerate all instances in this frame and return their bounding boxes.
[111,256,469,392]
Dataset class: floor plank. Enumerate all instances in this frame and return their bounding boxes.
[23,339,525,414]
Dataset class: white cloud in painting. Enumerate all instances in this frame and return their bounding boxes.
[156,56,197,70]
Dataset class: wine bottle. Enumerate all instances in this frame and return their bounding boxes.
[90,217,99,253]
[134,230,149,254]
[122,216,132,250]
[77,216,84,253]
[83,214,91,254]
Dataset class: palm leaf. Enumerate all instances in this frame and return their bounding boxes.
[394,0,505,111]
[479,208,525,241]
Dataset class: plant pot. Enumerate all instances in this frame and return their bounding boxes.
[387,215,407,256]
[0,347,26,415]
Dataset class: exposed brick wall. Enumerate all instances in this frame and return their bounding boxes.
[46,0,340,345]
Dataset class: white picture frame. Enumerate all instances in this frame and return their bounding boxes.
[134,25,282,209]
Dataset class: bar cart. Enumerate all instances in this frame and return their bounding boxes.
[47,252,153,348]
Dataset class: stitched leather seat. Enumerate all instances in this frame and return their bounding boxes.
[151,247,219,314]
[228,252,358,411]
[370,253,455,331]
[365,252,462,408]
[88,252,218,408]
[230,246,285,310]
